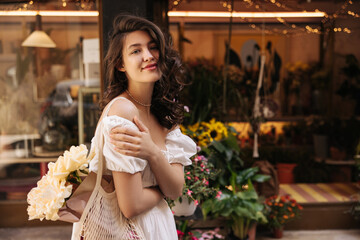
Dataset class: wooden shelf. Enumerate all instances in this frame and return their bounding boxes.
[315,158,356,165]
[0,157,57,165]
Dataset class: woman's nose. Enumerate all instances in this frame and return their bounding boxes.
[143,49,154,61]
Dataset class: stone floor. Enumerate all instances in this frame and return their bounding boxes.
[257,229,360,240]
[0,226,359,240]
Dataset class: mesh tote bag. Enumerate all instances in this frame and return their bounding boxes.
[71,122,146,240]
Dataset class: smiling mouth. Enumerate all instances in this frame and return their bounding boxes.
[143,63,157,71]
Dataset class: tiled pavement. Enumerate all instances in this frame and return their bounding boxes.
[0,226,359,240]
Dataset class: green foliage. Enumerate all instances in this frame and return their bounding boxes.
[181,119,243,188]
[202,167,270,239]
[337,54,360,101]
[181,155,220,204]
[201,134,243,188]
[182,58,222,125]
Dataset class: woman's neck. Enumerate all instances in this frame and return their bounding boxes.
[126,83,153,111]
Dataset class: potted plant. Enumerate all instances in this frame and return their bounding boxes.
[306,115,331,159]
[182,58,222,125]
[202,167,270,240]
[181,118,243,188]
[171,154,220,216]
[336,54,360,116]
[283,61,311,115]
[176,221,225,240]
[264,195,303,238]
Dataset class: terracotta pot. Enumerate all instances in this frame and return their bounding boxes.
[248,223,257,240]
[172,196,197,216]
[276,163,297,184]
[272,227,283,238]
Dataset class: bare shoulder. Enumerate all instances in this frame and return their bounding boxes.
[168,124,180,133]
[107,96,139,122]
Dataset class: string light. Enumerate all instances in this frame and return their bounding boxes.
[169,0,354,36]
[260,0,324,35]
[0,0,96,11]
[170,0,183,10]
[347,10,359,18]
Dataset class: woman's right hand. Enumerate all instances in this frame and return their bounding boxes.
[109,116,159,161]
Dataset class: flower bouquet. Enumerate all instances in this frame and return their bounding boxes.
[265,195,303,237]
[27,144,93,221]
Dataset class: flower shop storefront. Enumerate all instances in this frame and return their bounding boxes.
[1,0,360,239]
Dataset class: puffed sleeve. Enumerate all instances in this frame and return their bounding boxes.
[165,128,197,166]
[102,115,147,174]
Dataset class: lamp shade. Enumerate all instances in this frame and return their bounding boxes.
[22,30,56,48]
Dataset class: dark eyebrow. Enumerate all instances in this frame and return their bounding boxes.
[127,40,156,50]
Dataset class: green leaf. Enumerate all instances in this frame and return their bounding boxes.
[234,206,252,218]
[221,205,234,217]
[211,140,226,153]
[236,167,259,185]
[236,189,258,200]
[252,174,271,183]
[223,134,240,151]
[224,149,233,161]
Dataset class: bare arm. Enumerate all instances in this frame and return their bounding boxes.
[110,116,185,200]
[106,99,164,218]
[112,171,164,219]
[146,149,185,200]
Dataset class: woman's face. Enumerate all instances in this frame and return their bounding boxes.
[119,30,161,85]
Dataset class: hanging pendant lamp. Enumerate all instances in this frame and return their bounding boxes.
[22,14,56,48]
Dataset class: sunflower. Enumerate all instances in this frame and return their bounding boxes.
[197,131,211,147]
[202,119,228,142]
[188,122,200,133]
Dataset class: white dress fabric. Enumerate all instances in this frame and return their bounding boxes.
[72,97,197,240]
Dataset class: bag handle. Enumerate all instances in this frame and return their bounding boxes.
[95,122,104,186]
[94,96,121,186]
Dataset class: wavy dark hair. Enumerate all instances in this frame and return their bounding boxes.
[101,14,186,129]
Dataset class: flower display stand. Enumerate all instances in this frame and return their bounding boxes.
[172,197,197,217]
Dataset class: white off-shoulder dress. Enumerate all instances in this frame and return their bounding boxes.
[72,97,197,240]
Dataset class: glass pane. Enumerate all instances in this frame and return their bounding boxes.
[0,1,99,201]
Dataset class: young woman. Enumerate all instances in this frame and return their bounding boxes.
[72,15,196,239]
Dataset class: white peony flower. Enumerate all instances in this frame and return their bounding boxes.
[27,144,90,221]
[48,144,89,180]
[27,175,72,221]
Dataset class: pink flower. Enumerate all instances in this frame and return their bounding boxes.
[186,171,190,175]
[202,178,209,185]
[177,230,184,237]
[216,191,222,199]
[194,200,199,206]
[187,189,193,196]
[187,176,191,180]
[194,176,199,181]
[184,106,190,112]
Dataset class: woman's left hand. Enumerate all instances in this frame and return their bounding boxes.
[109,116,157,160]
